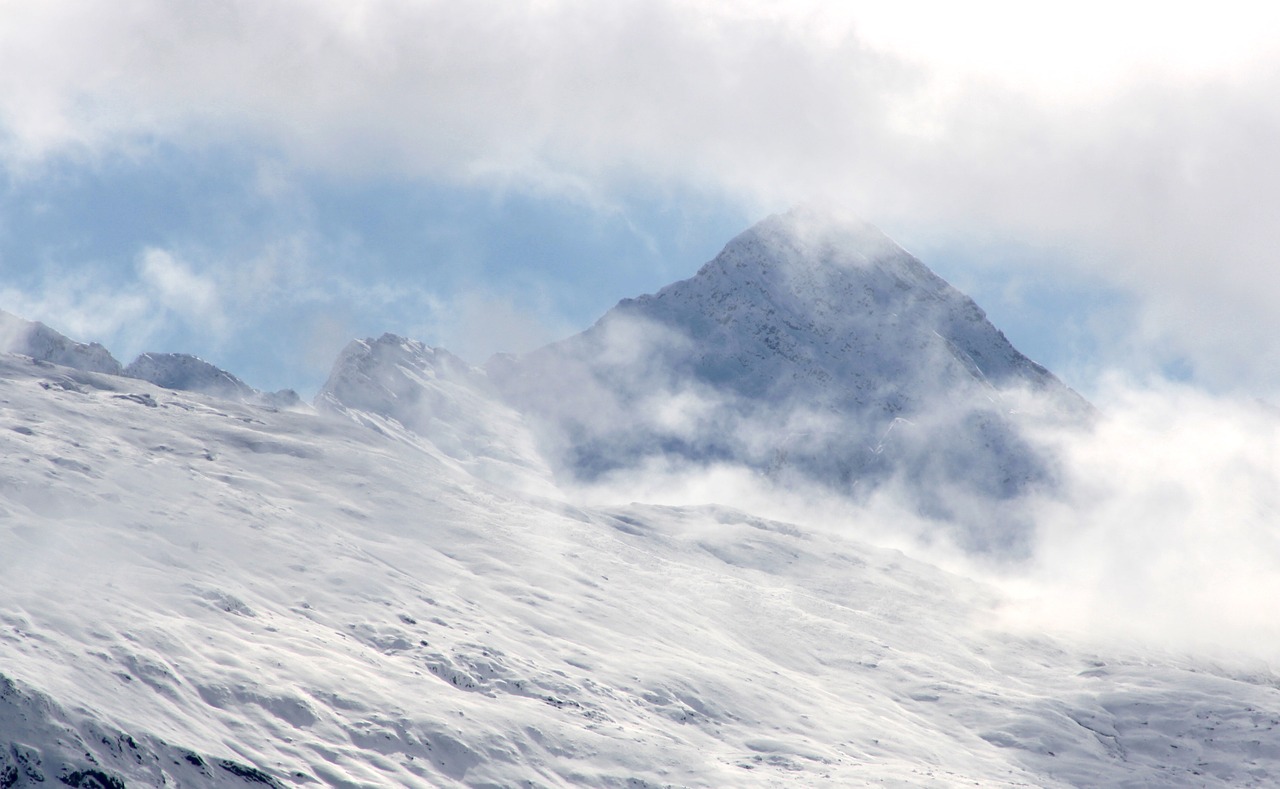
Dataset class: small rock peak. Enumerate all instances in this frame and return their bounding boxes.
[124,352,252,394]
[317,335,476,413]
[373,332,411,347]
[123,351,296,407]
[0,309,123,375]
[327,334,466,379]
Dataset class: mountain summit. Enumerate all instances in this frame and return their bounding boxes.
[0,310,122,375]
[488,208,1088,545]
[124,352,302,408]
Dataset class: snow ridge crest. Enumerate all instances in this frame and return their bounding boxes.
[0,310,122,375]
[123,352,301,407]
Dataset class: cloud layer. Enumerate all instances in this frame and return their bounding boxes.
[2,1,1279,391]
[1005,379,1280,658]
[560,373,1280,660]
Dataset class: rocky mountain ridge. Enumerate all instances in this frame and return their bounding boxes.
[0,311,299,407]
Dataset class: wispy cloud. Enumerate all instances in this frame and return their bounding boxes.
[136,248,226,334]
[557,372,1280,659]
[1002,378,1280,657]
[3,1,1277,391]
[0,236,397,376]
[0,263,159,356]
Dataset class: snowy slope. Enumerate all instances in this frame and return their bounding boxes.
[124,352,302,409]
[315,333,556,496]
[2,352,1280,787]
[487,208,1090,549]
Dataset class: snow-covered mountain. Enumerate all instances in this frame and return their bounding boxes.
[124,352,301,409]
[3,211,1279,787]
[0,311,299,408]
[488,208,1089,549]
[0,310,122,375]
[1,340,1279,787]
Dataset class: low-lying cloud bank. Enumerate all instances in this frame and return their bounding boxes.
[557,376,1280,661]
[1008,378,1280,658]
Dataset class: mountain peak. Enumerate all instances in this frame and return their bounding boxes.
[621,209,1067,396]
[0,309,122,375]
[488,210,1089,549]
[731,205,902,259]
[315,334,472,420]
[124,351,302,408]
[687,207,917,289]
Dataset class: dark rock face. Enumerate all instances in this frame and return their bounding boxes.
[0,673,280,788]
[125,352,257,400]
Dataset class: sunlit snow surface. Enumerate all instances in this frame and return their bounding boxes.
[2,355,1280,787]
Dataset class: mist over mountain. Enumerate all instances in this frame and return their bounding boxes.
[3,211,1279,787]
[488,208,1090,549]
[315,334,555,495]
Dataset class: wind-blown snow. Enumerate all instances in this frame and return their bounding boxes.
[1,352,1278,787]
[315,333,556,497]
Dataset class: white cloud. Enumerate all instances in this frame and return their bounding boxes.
[557,373,1280,659]
[0,267,159,355]
[2,1,1280,390]
[995,378,1280,658]
[7,1,1268,187]
[137,247,224,333]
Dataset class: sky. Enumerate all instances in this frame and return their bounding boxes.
[1,0,1279,397]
